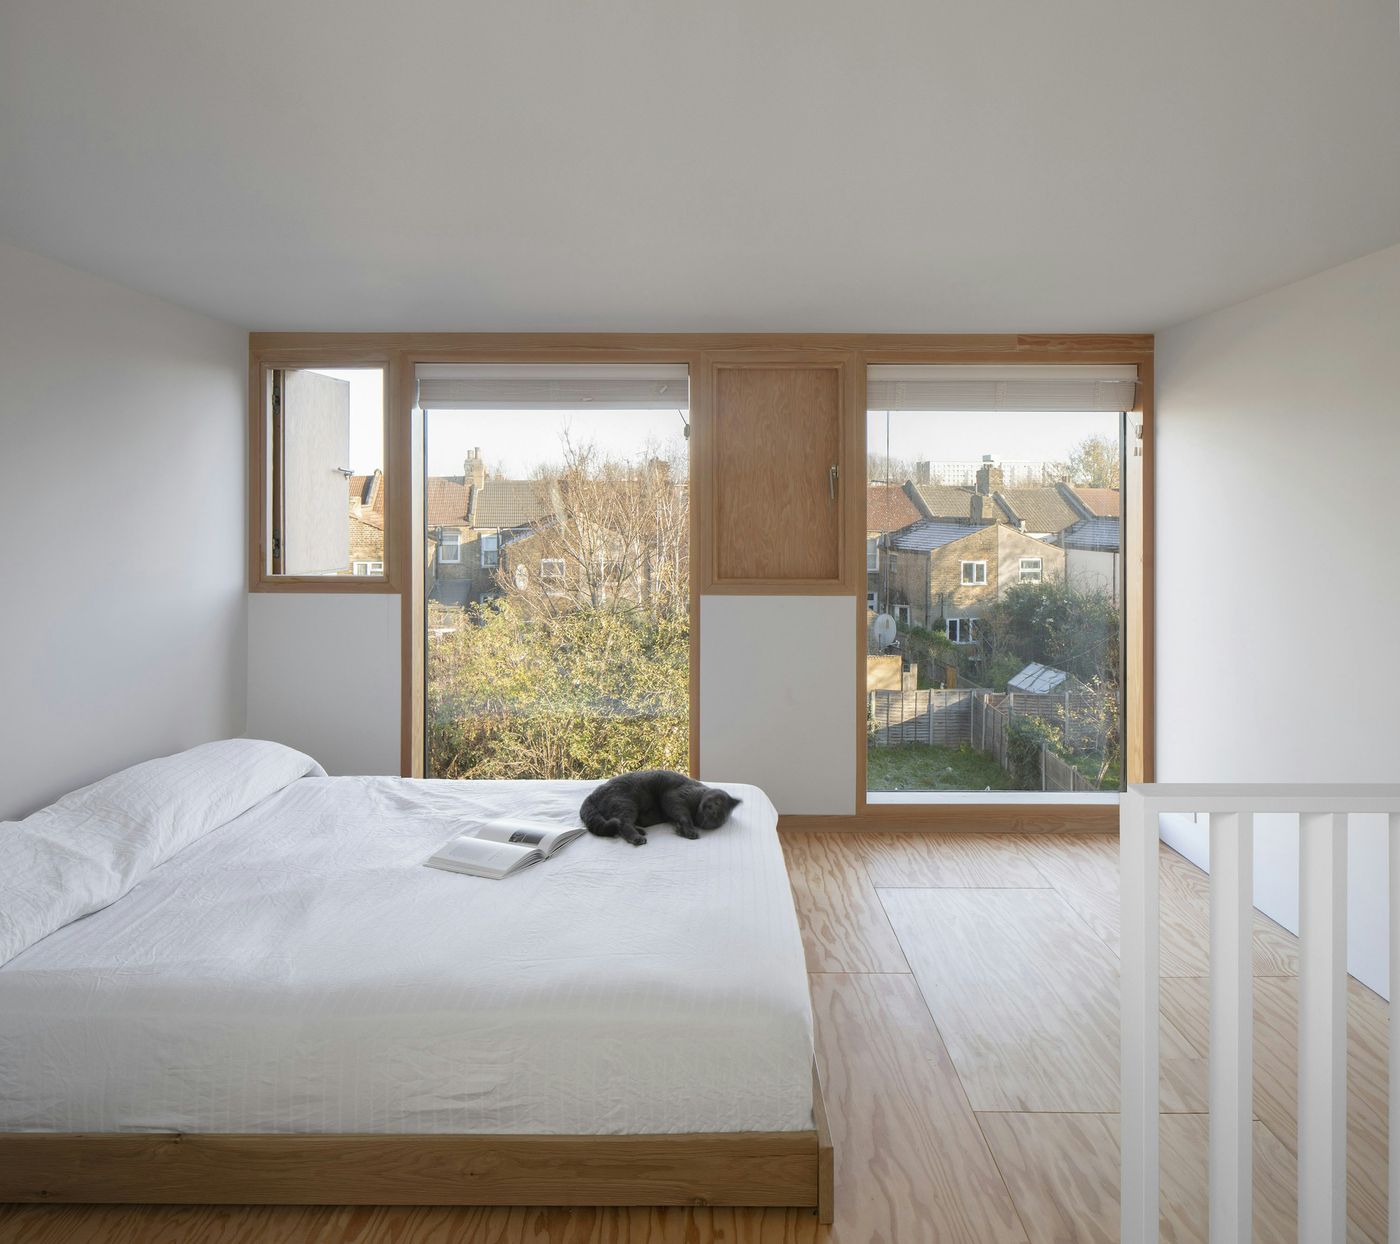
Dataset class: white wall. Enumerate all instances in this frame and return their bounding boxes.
[699,596,856,815]
[0,243,247,820]
[246,594,400,775]
[1156,241,1400,996]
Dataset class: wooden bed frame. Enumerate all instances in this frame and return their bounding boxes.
[0,1063,833,1223]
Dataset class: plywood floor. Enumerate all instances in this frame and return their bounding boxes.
[0,832,1388,1243]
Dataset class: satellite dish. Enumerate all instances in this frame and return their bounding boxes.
[872,613,897,649]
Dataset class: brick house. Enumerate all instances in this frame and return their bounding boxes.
[866,482,921,615]
[885,519,1065,643]
[346,470,385,575]
[428,449,558,606]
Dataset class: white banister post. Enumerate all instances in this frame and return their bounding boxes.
[1389,813,1399,1244]
[1209,811,1253,1243]
[1120,789,1159,1244]
[1299,811,1348,1243]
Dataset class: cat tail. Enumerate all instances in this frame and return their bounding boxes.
[582,808,623,837]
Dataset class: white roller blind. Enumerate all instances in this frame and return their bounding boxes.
[417,363,689,410]
[866,364,1138,412]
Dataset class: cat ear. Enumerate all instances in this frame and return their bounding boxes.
[726,794,742,808]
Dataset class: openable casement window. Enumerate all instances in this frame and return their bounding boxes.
[261,366,387,582]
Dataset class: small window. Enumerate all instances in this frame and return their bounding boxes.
[866,537,879,572]
[894,604,910,624]
[540,558,565,580]
[867,592,879,612]
[947,617,974,644]
[1019,556,1043,583]
[960,560,988,586]
[439,530,461,563]
[887,552,897,573]
[481,533,499,568]
[263,365,386,580]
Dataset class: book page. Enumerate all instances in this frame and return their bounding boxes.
[429,835,532,875]
[470,819,584,855]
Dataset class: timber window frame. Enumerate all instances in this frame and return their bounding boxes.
[960,560,988,586]
[247,332,1153,831]
[249,356,396,594]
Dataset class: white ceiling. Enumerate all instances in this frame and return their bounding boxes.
[2,1,1398,333]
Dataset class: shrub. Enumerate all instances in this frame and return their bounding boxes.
[1005,714,1065,791]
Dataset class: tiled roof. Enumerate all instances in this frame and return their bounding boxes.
[347,473,385,530]
[1073,487,1121,517]
[867,483,921,533]
[908,483,980,521]
[889,520,986,553]
[426,477,472,529]
[1061,515,1121,551]
[995,487,1082,534]
[470,479,554,529]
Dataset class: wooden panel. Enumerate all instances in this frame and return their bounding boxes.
[811,972,1027,1243]
[1017,834,1298,977]
[709,359,845,584]
[779,831,909,972]
[780,805,1119,833]
[878,886,1206,1113]
[978,1112,1299,1244]
[0,1130,817,1209]
[854,831,1050,888]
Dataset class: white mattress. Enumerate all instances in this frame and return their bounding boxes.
[0,777,814,1135]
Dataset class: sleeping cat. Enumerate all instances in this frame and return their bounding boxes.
[580,770,741,846]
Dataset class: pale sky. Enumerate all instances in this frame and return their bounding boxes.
[868,409,1122,472]
[310,367,1121,480]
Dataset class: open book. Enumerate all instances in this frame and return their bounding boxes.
[425,818,587,880]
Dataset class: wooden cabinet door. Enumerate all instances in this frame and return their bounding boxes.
[701,352,859,590]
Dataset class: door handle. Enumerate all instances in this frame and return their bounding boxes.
[829,464,839,502]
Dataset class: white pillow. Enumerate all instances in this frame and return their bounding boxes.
[0,738,325,967]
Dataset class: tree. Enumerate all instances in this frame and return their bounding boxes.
[1054,434,1120,489]
[427,438,690,781]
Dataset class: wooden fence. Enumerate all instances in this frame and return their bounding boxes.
[876,686,1107,792]
[869,689,974,746]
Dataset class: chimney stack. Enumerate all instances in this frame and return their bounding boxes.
[975,458,1004,497]
[465,447,486,491]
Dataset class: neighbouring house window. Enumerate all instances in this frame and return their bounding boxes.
[894,604,910,624]
[1019,556,1043,583]
[514,564,528,589]
[540,558,565,579]
[352,560,384,576]
[866,537,879,572]
[961,560,988,586]
[867,591,879,611]
[439,530,461,563]
[481,533,500,568]
[888,553,897,572]
[947,617,974,644]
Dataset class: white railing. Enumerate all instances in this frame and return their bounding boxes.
[1120,784,1400,1244]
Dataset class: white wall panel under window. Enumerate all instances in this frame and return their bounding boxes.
[699,595,855,815]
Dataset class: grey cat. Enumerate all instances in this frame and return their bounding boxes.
[580,770,741,846]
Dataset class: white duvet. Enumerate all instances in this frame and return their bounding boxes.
[0,764,814,1136]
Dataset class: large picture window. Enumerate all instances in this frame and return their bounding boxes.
[866,364,1131,800]
[418,364,690,781]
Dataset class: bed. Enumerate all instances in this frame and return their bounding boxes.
[0,741,830,1217]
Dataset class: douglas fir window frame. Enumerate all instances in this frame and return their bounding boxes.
[246,332,1152,834]
[249,350,398,594]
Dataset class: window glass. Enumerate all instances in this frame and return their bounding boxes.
[422,364,690,780]
[867,395,1124,798]
[266,367,385,577]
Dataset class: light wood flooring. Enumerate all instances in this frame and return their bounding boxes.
[0,832,1389,1243]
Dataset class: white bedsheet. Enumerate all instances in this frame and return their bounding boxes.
[0,777,814,1136]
